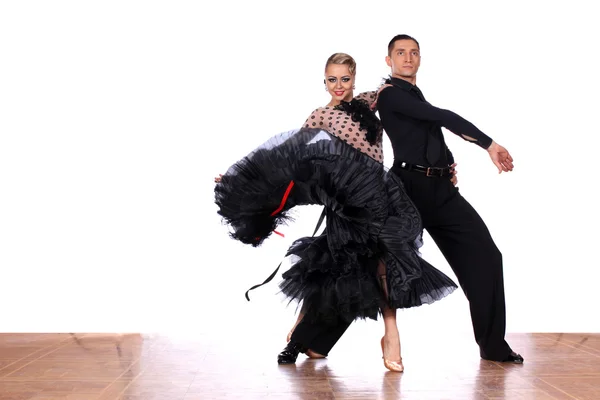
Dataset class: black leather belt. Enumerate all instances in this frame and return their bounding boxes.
[394,161,452,177]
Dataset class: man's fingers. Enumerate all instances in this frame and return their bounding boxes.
[494,160,503,173]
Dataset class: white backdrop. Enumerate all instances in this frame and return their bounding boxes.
[1,0,598,337]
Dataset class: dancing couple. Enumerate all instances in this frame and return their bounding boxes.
[214,34,523,372]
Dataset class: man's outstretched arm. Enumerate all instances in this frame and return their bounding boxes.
[378,88,514,173]
[377,88,493,149]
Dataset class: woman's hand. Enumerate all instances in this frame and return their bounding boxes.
[370,84,393,110]
[450,163,458,186]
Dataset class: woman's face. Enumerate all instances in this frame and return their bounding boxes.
[325,63,354,105]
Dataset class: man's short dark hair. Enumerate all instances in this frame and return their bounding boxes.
[388,34,420,56]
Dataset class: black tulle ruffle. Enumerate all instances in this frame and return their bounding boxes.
[278,234,382,325]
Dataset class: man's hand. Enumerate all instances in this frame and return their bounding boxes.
[214,174,223,183]
[449,162,458,186]
[487,141,514,173]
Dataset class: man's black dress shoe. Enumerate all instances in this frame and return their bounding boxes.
[482,351,524,363]
[501,351,524,363]
[277,341,306,364]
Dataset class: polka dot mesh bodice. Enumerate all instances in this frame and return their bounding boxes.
[303,91,384,163]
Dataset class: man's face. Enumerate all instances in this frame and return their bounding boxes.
[386,39,421,78]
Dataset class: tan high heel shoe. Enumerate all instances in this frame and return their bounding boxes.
[380,337,404,372]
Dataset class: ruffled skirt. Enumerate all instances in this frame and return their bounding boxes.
[215,128,457,323]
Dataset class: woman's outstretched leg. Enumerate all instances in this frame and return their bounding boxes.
[378,260,404,372]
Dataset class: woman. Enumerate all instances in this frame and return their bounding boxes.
[214,53,457,372]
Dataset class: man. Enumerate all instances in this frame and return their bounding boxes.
[278,34,522,365]
[375,34,522,363]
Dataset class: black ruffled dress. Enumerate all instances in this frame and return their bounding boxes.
[214,99,457,325]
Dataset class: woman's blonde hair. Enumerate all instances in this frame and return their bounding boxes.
[325,53,356,75]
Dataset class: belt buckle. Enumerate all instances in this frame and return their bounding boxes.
[426,167,445,177]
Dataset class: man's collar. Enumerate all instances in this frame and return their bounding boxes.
[388,76,417,90]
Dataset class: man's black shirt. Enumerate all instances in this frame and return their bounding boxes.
[377,77,493,167]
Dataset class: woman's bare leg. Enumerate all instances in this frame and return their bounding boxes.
[378,260,403,370]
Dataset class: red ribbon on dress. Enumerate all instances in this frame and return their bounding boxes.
[255,180,295,240]
[270,180,295,216]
